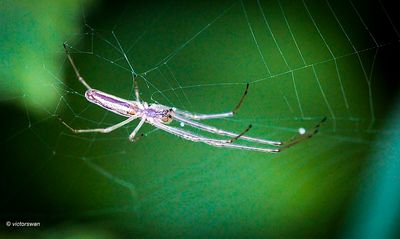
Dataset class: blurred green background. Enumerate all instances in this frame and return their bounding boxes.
[1,0,400,238]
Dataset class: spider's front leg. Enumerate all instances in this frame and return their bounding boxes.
[174,83,249,120]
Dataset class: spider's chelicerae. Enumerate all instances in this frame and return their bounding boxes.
[60,44,326,153]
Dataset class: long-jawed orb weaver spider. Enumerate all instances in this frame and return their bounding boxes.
[59,43,326,153]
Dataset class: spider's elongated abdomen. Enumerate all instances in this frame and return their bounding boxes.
[85,89,138,117]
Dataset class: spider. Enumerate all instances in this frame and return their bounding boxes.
[59,43,326,153]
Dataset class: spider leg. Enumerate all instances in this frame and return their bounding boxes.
[173,83,249,120]
[133,75,140,101]
[207,141,280,153]
[128,117,146,141]
[174,114,326,147]
[152,122,280,153]
[279,116,327,149]
[152,121,247,144]
[58,116,137,133]
[173,114,282,146]
[130,133,145,143]
[229,124,252,143]
[63,43,92,90]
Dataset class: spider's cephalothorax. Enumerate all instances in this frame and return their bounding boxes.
[143,105,174,124]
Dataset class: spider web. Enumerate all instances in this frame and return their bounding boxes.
[2,0,400,237]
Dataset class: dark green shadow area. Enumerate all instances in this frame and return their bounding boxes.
[1,0,399,238]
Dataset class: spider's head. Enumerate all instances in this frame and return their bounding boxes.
[161,108,174,124]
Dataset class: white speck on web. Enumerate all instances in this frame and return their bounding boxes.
[298,127,306,135]
[180,122,185,127]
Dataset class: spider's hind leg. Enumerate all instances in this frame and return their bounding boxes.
[63,43,92,90]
